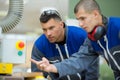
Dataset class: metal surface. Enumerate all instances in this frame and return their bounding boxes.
[0,0,23,33]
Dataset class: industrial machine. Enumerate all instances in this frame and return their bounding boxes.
[0,0,25,75]
[0,1,48,80]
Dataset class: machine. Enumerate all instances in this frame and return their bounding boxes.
[0,0,26,75]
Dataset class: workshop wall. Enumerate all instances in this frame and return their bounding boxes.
[69,0,120,18]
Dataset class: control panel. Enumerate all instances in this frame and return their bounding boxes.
[0,35,26,64]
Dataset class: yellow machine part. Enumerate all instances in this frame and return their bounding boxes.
[0,63,13,74]
[35,75,45,79]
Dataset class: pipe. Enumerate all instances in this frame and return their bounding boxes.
[0,0,23,33]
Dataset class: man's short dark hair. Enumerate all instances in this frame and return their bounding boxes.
[74,0,101,14]
[40,9,62,23]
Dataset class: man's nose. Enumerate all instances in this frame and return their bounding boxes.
[79,22,83,27]
[46,30,51,36]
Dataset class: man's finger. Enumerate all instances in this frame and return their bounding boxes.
[30,58,38,64]
[42,57,48,62]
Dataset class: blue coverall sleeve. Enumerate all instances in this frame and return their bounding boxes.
[54,38,99,80]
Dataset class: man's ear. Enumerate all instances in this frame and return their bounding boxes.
[60,21,64,28]
[93,10,100,17]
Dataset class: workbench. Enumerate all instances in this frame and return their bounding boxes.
[0,72,47,80]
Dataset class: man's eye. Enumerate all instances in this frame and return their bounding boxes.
[43,29,47,32]
[80,17,85,20]
[49,26,54,30]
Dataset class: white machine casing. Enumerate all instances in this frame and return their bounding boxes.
[0,34,26,64]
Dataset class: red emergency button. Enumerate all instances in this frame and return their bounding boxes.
[16,40,25,50]
[19,41,25,48]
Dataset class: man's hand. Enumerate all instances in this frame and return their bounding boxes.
[30,57,58,73]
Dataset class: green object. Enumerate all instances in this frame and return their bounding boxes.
[99,63,114,80]
[18,51,23,56]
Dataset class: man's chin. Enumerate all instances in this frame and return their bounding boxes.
[49,40,55,43]
[85,29,91,33]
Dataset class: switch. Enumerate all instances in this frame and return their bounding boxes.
[16,40,25,50]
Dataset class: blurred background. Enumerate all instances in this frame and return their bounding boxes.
[0,0,119,80]
[0,0,120,34]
